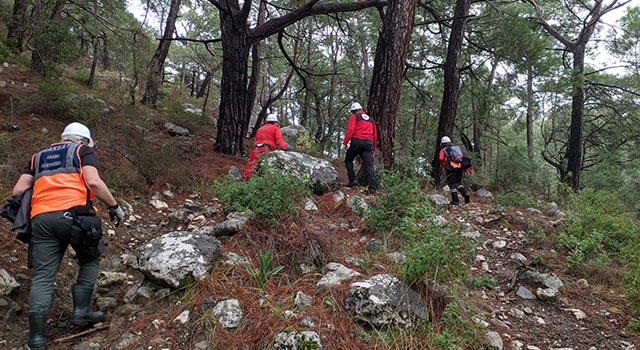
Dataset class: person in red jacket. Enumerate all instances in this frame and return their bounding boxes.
[243,113,287,179]
[342,102,377,194]
[439,136,470,205]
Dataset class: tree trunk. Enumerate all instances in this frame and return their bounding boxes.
[101,34,110,70]
[88,0,98,88]
[367,0,417,169]
[213,6,251,155]
[431,0,471,181]
[29,0,45,74]
[7,0,30,53]
[526,68,534,160]
[129,31,140,106]
[567,44,586,191]
[190,71,196,96]
[88,37,98,88]
[197,72,211,98]
[141,0,181,107]
[300,27,313,128]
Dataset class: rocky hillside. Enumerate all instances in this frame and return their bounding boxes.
[1,62,639,349]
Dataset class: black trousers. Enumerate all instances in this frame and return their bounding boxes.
[444,167,463,189]
[345,138,376,190]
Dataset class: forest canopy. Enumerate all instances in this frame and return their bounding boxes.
[1,0,639,202]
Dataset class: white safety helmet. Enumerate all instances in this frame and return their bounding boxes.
[350,102,362,112]
[440,136,452,144]
[266,114,278,123]
[61,122,94,147]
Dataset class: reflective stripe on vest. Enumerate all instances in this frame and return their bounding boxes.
[30,142,89,217]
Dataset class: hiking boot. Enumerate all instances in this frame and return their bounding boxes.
[458,187,470,204]
[450,192,460,206]
[345,180,359,187]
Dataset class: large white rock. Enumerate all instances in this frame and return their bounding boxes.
[135,231,221,288]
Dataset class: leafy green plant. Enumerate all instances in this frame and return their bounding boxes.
[556,188,640,267]
[0,40,12,62]
[245,250,284,291]
[495,191,537,210]
[365,168,430,235]
[531,255,544,266]
[298,334,321,350]
[22,79,75,118]
[0,133,10,160]
[465,276,497,289]
[624,263,640,314]
[628,317,640,333]
[429,299,486,349]
[358,329,373,343]
[214,173,308,224]
[323,296,337,311]
[73,69,91,83]
[179,275,196,289]
[401,225,473,284]
[526,221,547,245]
[292,132,321,156]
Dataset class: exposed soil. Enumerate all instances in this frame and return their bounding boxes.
[1,62,639,349]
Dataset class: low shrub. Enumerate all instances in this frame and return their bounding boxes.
[556,188,640,314]
[427,298,486,349]
[402,225,473,284]
[495,191,537,210]
[365,168,428,235]
[213,173,309,224]
[556,188,639,267]
[22,79,108,124]
[624,263,640,315]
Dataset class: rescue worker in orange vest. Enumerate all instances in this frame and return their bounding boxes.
[439,136,470,206]
[342,102,377,194]
[243,113,288,179]
[11,122,125,350]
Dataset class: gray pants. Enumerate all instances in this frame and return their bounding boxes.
[29,211,104,314]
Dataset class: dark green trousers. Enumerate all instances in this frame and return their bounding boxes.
[29,211,104,314]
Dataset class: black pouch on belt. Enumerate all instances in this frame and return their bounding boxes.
[69,205,103,247]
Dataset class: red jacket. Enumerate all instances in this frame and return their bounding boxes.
[343,110,377,151]
[253,123,286,151]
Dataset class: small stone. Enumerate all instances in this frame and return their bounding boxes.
[516,286,537,300]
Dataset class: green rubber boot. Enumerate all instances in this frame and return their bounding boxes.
[70,284,104,326]
[27,312,48,350]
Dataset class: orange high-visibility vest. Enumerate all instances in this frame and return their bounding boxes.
[30,142,94,218]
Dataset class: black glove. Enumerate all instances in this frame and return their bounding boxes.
[108,204,125,228]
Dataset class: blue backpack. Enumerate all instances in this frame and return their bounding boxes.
[444,146,464,163]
